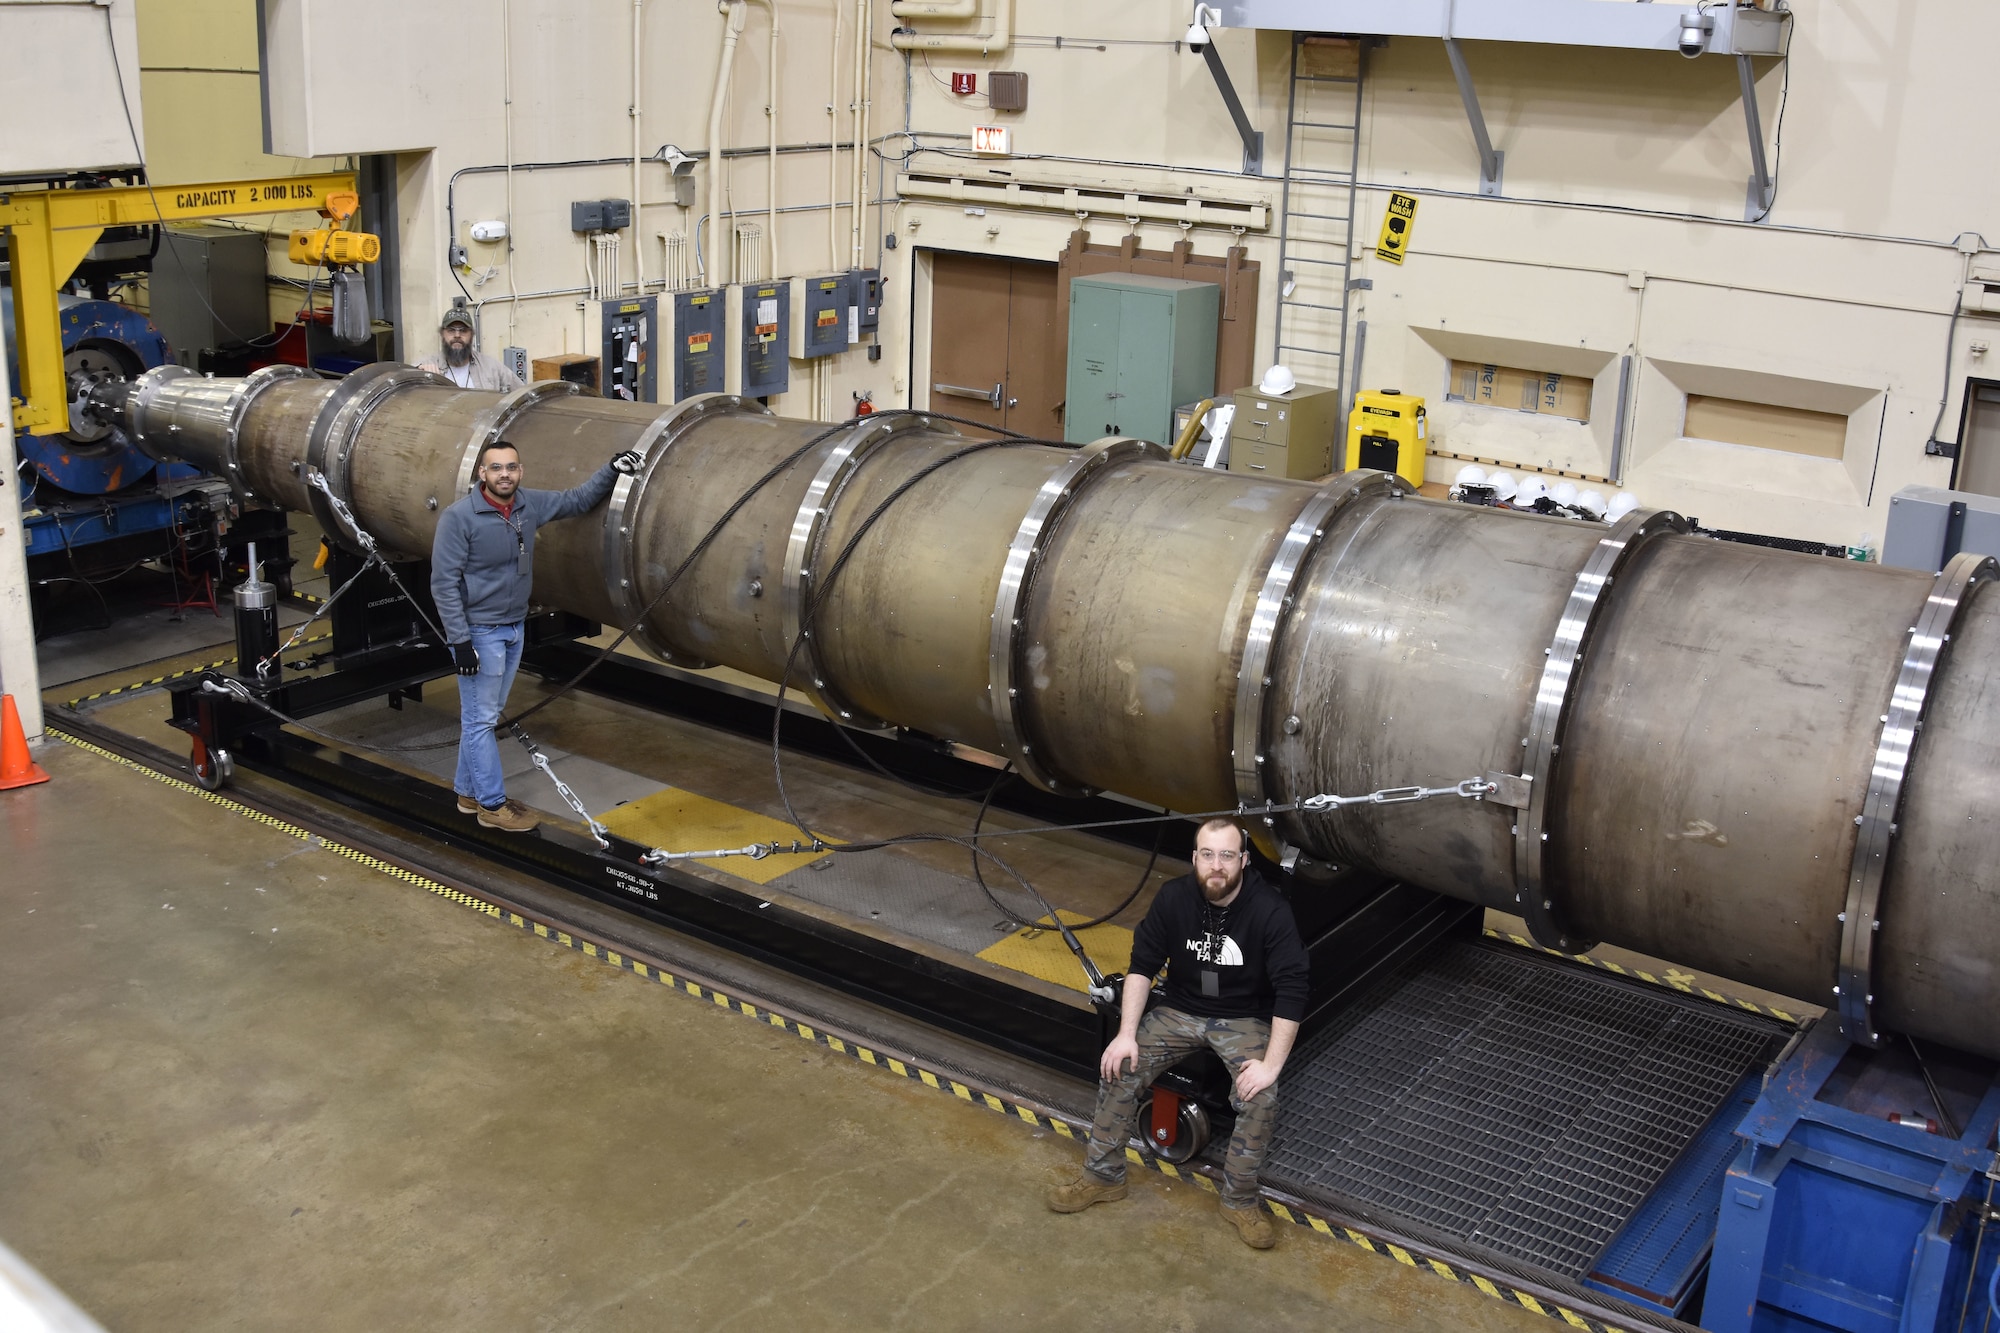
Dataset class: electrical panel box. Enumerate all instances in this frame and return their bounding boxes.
[500,346,529,384]
[1063,273,1219,446]
[570,198,632,232]
[789,274,850,359]
[851,268,884,335]
[1229,381,1344,479]
[149,226,268,366]
[725,281,790,398]
[667,288,725,401]
[598,296,657,402]
[1882,484,2000,571]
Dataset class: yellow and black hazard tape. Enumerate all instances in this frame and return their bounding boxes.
[48,728,1642,1333]
[1486,927,1802,1026]
[61,632,333,710]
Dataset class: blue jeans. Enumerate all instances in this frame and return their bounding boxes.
[455,622,524,809]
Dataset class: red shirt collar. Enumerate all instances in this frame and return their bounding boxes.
[479,487,516,520]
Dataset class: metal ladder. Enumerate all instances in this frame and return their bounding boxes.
[1272,35,1365,417]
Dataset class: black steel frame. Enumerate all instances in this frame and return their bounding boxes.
[166,570,1475,1091]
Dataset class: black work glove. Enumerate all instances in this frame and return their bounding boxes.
[610,449,644,475]
[451,642,480,676]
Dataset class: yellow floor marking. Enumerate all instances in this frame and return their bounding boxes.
[1052,1121,1074,1139]
[1428,1259,1457,1280]
[1471,1275,1502,1299]
[1559,1308,1592,1328]
[597,787,837,884]
[1345,1228,1373,1248]
[1513,1292,1547,1316]
[1388,1244,1417,1266]
[974,911,1133,993]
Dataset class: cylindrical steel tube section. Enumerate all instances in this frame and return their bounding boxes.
[117,371,2000,1057]
[1265,493,1608,912]
[1023,460,1317,814]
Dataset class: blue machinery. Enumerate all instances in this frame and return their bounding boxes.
[3,289,211,564]
[1706,1023,2000,1333]
[1584,1019,2000,1332]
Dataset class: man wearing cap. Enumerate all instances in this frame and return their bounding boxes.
[1045,817,1311,1248]
[418,304,517,390]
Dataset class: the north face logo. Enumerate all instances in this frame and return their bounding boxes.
[1186,935,1243,966]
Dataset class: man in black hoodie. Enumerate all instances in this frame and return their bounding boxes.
[1046,817,1310,1248]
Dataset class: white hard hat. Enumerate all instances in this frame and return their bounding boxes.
[1484,470,1518,501]
[1258,364,1297,395]
[1548,480,1579,507]
[1605,491,1641,522]
[1576,489,1608,518]
[1454,464,1488,488]
[1513,475,1551,507]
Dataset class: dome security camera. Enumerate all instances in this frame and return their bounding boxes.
[1185,4,1220,50]
[1678,10,1714,57]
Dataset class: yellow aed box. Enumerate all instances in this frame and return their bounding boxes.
[1345,390,1427,487]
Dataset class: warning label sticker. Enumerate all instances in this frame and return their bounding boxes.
[1375,192,1419,265]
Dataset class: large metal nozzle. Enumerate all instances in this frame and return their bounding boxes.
[114,366,2000,1058]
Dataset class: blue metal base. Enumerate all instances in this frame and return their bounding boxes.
[23,466,208,559]
[1704,1021,2000,1333]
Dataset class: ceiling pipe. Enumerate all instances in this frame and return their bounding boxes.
[704,0,749,286]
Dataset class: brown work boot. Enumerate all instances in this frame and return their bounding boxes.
[457,795,479,815]
[477,798,540,833]
[1045,1172,1128,1214]
[1221,1201,1277,1249]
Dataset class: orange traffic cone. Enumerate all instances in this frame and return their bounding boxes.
[0,694,51,790]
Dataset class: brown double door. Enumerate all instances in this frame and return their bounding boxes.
[925,252,1061,439]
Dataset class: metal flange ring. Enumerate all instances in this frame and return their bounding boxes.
[124,363,195,459]
[1232,469,1407,857]
[602,393,770,669]
[1514,507,1689,953]
[305,363,449,553]
[989,435,1167,795]
[450,379,582,500]
[781,413,942,727]
[219,364,314,502]
[1836,550,1994,1046]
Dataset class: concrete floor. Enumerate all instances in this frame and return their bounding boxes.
[0,737,1551,1333]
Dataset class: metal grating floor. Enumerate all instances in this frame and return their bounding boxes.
[1586,1070,1764,1314]
[1263,939,1786,1279]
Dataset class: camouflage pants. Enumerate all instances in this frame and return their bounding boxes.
[1083,1006,1277,1208]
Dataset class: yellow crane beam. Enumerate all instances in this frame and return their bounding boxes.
[2,172,358,436]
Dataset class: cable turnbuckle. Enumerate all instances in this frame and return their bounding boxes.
[1294,776,1497,813]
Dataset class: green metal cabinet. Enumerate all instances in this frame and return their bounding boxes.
[1064,273,1220,446]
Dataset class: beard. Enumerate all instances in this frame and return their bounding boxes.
[444,341,473,367]
[1200,863,1244,903]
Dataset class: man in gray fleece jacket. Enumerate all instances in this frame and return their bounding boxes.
[431,438,639,831]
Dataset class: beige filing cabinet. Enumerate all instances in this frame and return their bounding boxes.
[1227,382,1343,479]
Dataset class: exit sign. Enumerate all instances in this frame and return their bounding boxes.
[972,125,1011,155]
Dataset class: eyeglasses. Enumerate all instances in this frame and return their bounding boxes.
[1193,849,1243,866]
[483,462,522,474]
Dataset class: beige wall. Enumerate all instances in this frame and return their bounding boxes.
[133,0,347,324]
[225,0,2000,547]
